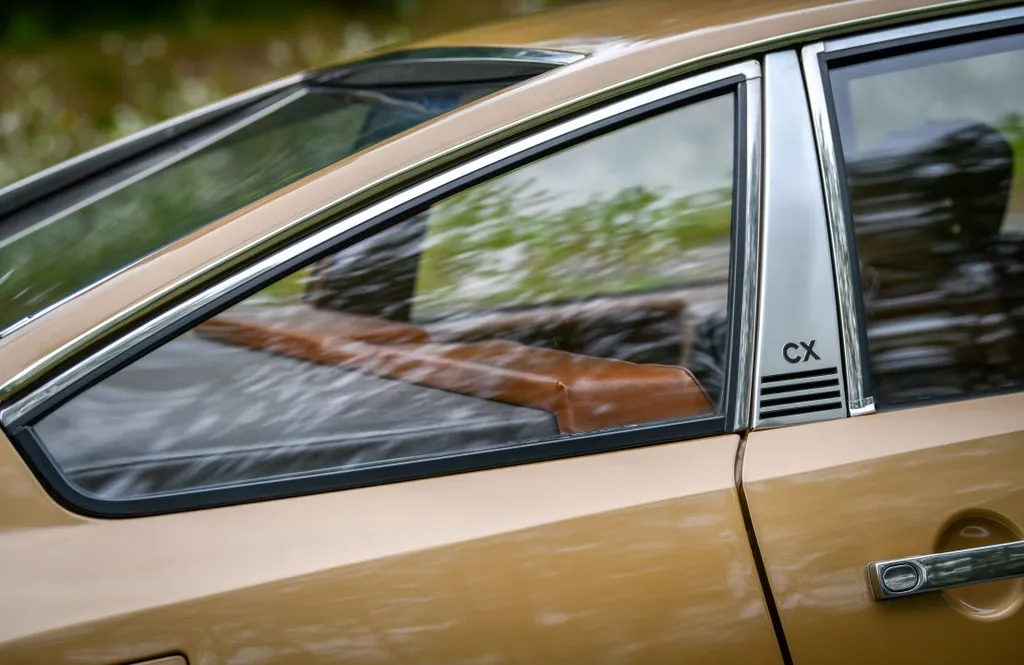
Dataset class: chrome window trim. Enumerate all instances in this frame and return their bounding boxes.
[801,4,1024,416]
[0,60,762,429]
[734,74,762,433]
[800,41,871,416]
[821,4,1024,53]
[0,53,580,347]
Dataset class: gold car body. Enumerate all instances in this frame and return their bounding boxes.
[1,0,1023,663]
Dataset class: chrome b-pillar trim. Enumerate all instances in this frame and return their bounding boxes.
[752,50,847,429]
[800,42,873,417]
[733,70,762,433]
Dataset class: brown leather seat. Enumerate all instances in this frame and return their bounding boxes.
[198,304,429,349]
[197,308,712,434]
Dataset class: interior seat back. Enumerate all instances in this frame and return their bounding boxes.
[197,306,713,433]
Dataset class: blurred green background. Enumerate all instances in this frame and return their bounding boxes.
[0,0,586,188]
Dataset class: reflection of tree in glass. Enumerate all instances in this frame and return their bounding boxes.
[0,99,366,330]
[415,175,731,316]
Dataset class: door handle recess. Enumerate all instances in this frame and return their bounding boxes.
[868,540,1024,600]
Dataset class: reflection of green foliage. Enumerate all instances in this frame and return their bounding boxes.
[415,176,732,316]
[253,266,314,303]
[999,114,1024,214]
[0,98,367,331]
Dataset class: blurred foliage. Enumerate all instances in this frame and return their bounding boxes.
[1,2,392,46]
[414,177,732,317]
[0,0,557,47]
[252,177,732,316]
[0,94,376,329]
[0,0,582,187]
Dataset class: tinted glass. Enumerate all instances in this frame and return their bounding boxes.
[0,83,504,333]
[411,94,734,319]
[831,33,1024,406]
[33,92,738,501]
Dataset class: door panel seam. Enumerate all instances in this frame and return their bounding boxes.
[736,433,794,665]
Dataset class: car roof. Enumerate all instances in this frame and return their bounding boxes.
[399,0,721,56]
[0,0,969,398]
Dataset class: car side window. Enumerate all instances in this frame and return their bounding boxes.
[31,91,738,503]
[829,32,1024,407]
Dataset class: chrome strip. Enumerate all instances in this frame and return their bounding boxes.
[868,540,1024,600]
[848,400,876,416]
[0,61,761,426]
[0,73,306,219]
[824,4,1024,53]
[800,42,871,416]
[734,72,762,433]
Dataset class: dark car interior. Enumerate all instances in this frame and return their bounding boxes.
[846,118,1024,405]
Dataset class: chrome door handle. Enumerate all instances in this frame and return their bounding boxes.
[868,540,1024,600]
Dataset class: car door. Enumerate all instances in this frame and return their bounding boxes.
[742,7,1024,665]
[0,61,785,664]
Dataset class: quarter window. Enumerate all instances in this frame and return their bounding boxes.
[830,32,1024,406]
[31,91,739,502]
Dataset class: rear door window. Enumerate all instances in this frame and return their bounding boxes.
[829,31,1024,406]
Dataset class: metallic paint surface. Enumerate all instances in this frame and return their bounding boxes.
[0,433,783,664]
[744,393,1024,664]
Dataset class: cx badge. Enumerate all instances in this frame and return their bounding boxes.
[783,340,820,364]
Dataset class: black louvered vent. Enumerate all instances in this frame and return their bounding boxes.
[758,367,844,421]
